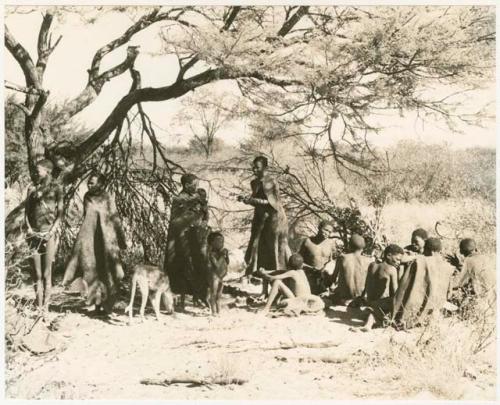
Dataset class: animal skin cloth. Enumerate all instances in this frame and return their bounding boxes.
[245,174,290,275]
[392,255,453,329]
[164,189,209,300]
[63,190,126,313]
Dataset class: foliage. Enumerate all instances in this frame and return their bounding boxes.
[5,96,29,188]
[176,89,242,158]
[355,141,495,205]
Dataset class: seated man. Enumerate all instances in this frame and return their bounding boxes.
[398,228,429,279]
[298,220,339,294]
[359,244,404,331]
[259,253,324,316]
[404,228,428,255]
[449,238,495,313]
[392,238,454,329]
[329,234,372,306]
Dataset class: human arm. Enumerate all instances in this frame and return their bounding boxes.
[361,263,375,299]
[259,268,295,281]
[238,195,270,206]
[389,268,399,297]
[330,256,343,286]
[48,184,64,237]
[24,185,35,234]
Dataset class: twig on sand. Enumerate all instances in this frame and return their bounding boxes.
[140,377,247,387]
[230,340,341,353]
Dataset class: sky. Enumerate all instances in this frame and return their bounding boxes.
[4,6,497,150]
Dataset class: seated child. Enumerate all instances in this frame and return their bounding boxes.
[259,253,325,316]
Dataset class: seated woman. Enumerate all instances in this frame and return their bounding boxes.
[62,172,127,315]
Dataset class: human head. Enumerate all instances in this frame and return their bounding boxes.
[181,173,198,193]
[197,188,207,201]
[423,238,442,256]
[317,220,334,240]
[252,156,268,179]
[87,172,105,192]
[288,253,304,270]
[383,244,404,267]
[459,238,477,257]
[349,234,366,253]
[36,159,54,179]
[208,231,224,251]
[411,228,428,254]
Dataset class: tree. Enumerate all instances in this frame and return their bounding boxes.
[176,89,239,158]
[5,5,495,244]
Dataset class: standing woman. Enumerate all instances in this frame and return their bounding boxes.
[238,156,290,295]
[62,172,127,315]
[164,173,210,310]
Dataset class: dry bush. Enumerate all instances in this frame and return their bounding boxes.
[208,354,248,385]
[379,303,496,399]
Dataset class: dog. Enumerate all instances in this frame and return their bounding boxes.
[125,264,174,323]
[206,231,229,315]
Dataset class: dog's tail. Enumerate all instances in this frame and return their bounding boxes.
[125,270,138,316]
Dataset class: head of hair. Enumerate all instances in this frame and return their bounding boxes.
[208,231,224,250]
[197,188,207,197]
[288,253,304,270]
[318,220,334,230]
[424,237,442,254]
[384,244,404,258]
[181,173,197,186]
[253,156,268,168]
[36,159,54,171]
[349,234,366,252]
[459,238,476,255]
[411,228,428,241]
[89,171,105,185]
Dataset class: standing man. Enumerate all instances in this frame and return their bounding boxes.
[238,156,290,297]
[25,159,64,318]
[298,220,338,294]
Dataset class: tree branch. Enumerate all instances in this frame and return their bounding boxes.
[222,6,241,31]
[5,25,39,89]
[277,6,310,37]
[36,13,62,78]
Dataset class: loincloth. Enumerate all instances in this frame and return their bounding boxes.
[278,295,325,316]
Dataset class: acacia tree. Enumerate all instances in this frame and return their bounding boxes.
[176,89,238,157]
[5,5,495,245]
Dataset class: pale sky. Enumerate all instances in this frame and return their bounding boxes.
[4,7,496,149]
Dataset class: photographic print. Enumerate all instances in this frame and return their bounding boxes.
[3,3,496,401]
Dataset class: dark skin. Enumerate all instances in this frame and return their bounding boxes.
[360,252,403,331]
[207,235,229,316]
[299,224,336,267]
[25,164,64,317]
[238,160,272,297]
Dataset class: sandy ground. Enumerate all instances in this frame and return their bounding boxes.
[5,284,497,401]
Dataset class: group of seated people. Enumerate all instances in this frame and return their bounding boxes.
[258,224,494,331]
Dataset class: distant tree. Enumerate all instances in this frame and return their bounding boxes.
[176,89,239,158]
